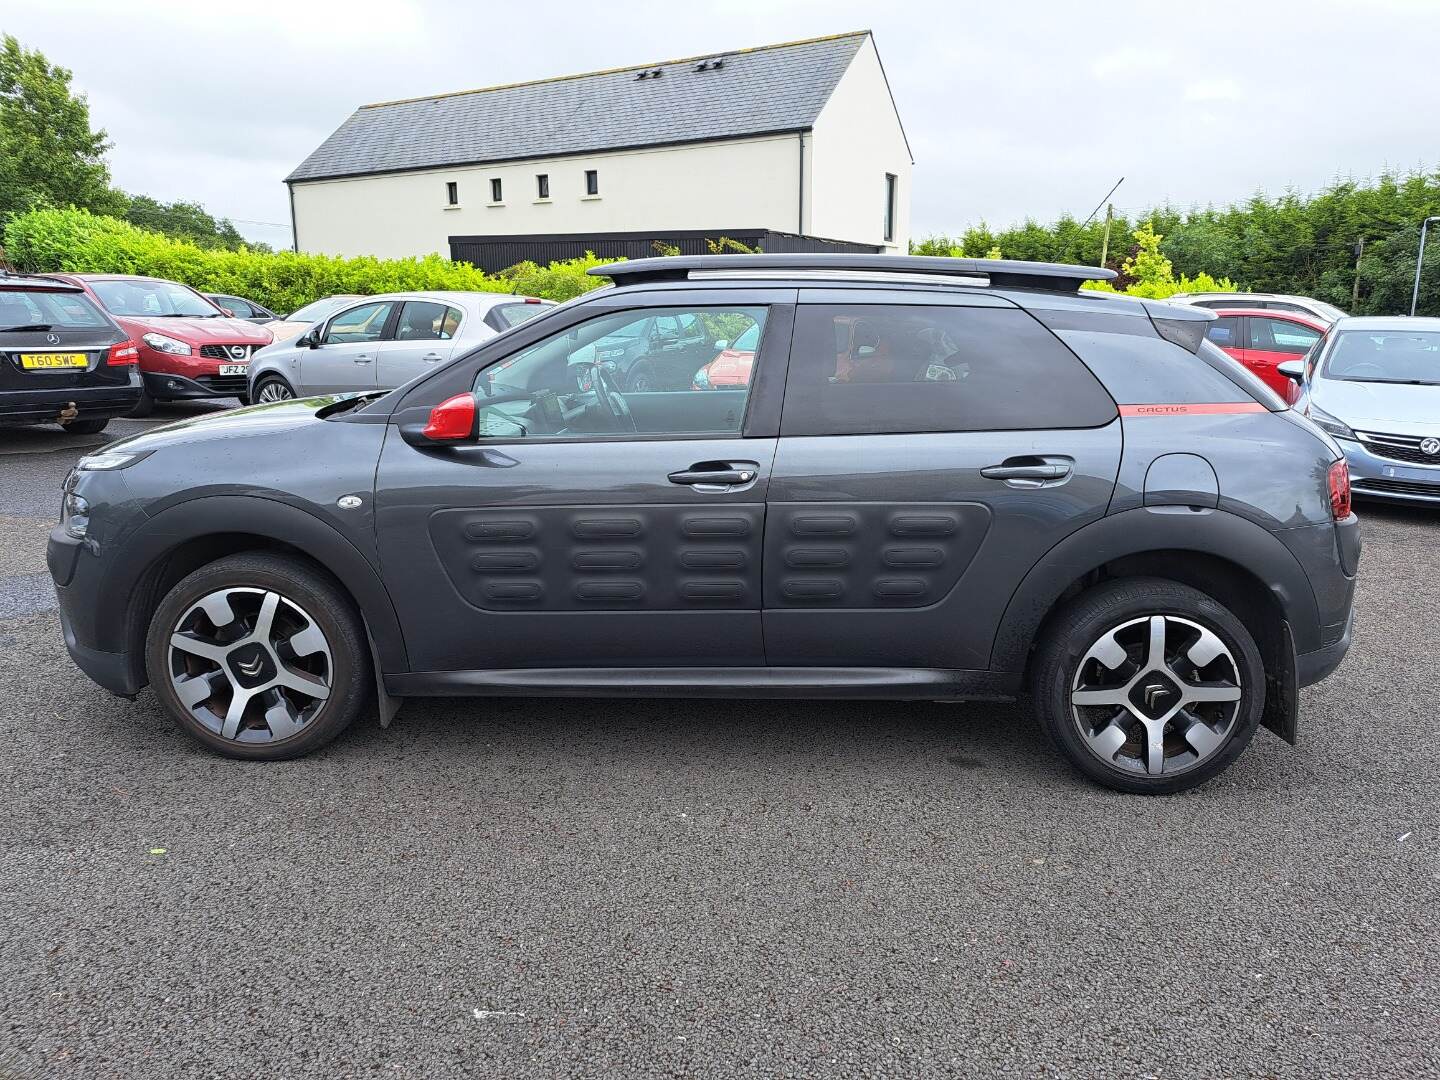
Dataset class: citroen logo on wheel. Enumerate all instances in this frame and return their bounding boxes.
[235,655,264,677]
[1143,683,1174,710]
[1421,437,1440,456]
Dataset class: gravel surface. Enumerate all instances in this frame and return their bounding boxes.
[1,404,1436,1079]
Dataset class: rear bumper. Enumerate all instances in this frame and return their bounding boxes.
[1342,439,1440,503]
[0,381,142,424]
[143,371,248,400]
[1297,608,1353,687]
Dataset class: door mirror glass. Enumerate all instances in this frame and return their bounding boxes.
[1277,359,1305,382]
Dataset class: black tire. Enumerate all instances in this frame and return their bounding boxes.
[626,364,655,392]
[235,392,251,406]
[61,418,109,435]
[253,376,295,404]
[1030,577,1265,795]
[127,389,155,418]
[144,552,371,760]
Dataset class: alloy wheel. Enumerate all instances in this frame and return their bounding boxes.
[256,381,294,403]
[1069,614,1243,777]
[167,587,333,743]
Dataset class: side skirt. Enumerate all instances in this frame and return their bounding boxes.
[384,666,1020,701]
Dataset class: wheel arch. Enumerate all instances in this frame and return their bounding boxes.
[102,495,407,691]
[991,507,1321,680]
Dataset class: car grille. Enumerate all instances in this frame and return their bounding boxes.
[196,375,250,395]
[199,344,256,361]
[1354,430,1440,466]
[1352,477,1440,499]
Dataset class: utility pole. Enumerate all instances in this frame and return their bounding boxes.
[1100,204,1115,268]
[1351,237,1365,309]
[1411,216,1440,316]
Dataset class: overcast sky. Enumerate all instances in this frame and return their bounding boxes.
[5,0,1437,248]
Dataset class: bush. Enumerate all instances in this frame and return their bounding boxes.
[2,207,610,313]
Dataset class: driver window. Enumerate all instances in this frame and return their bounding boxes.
[324,301,394,344]
[471,306,768,439]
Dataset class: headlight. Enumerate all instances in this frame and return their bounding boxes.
[1305,403,1356,441]
[77,449,150,471]
[141,332,192,355]
[63,493,90,539]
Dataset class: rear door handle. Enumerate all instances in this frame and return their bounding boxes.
[353,355,373,364]
[422,352,444,363]
[980,456,1074,488]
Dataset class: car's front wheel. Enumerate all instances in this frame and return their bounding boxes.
[1031,578,1265,794]
[252,376,295,404]
[144,552,371,760]
[61,418,109,435]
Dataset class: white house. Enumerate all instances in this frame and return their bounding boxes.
[285,31,912,269]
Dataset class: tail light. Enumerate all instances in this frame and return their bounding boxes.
[422,393,476,441]
[107,340,139,366]
[1327,458,1351,519]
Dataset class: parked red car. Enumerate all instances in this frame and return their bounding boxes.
[46,274,273,415]
[1203,308,1325,404]
[691,322,760,389]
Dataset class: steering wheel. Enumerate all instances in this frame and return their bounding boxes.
[1337,362,1385,378]
[593,364,637,433]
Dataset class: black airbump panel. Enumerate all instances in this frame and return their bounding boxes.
[431,504,765,611]
[765,502,990,608]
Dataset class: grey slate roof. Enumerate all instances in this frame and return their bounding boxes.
[287,32,870,183]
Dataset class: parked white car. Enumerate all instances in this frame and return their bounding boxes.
[247,291,553,401]
[1168,291,1348,324]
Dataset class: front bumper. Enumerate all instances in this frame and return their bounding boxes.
[49,523,144,696]
[142,370,248,401]
[0,381,142,424]
[1341,438,1440,503]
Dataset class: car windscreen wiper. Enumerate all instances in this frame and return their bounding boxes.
[1,323,53,332]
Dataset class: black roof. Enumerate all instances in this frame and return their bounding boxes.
[0,271,83,291]
[590,254,1118,293]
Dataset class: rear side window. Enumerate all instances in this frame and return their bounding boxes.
[487,302,551,330]
[1206,316,1240,348]
[0,288,111,330]
[396,301,461,340]
[780,304,1117,436]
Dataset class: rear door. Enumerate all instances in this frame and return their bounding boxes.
[300,300,396,393]
[763,290,1122,671]
[1245,315,1322,397]
[373,288,795,673]
[376,300,463,389]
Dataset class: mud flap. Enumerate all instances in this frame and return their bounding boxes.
[1262,620,1297,745]
[367,629,402,729]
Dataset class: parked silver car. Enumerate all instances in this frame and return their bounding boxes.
[1285,316,1440,504]
[247,291,552,401]
[1170,291,1348,324]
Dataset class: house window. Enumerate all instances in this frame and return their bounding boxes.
[445,181,458,206]
[585,169,599,196]
[536,174,550,199]
[490,178,503,203]
[883,173,897,243]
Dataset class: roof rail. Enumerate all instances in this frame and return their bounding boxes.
[588,254,1116,292]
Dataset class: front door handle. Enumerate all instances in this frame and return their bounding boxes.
[353,355,373,364]
[980,456,1074,488]
[422,352,444,362]
[668,461,760,490]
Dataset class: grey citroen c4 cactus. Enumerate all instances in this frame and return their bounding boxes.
[48,256,1360,793]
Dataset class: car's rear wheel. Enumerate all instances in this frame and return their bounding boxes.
[253,376,295,404]
[1030,578,1264,794]
[61,418,108,435]
[144,553,371,760]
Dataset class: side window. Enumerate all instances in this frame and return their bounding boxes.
[471,306,767,439]
[396,301,460,341]
[221,297,255,317]
[323,301,394,344]
[1251,316,1319,354]
[780,304,1117,437]
[1206,316,1240,348]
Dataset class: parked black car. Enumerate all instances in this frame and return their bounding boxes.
[1,272,141,434]
[48,255,1360,793]
[584,311,723,391]
[205,293,280,325]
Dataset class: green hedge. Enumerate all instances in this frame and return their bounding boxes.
[2,207,610,313]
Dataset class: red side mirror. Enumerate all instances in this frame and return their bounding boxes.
[421,393,477,441]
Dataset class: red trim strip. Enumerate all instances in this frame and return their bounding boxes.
[1119,402,1267,417]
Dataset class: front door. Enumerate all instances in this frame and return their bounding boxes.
[1243,314,1322,398]
[373,289,795,673]
[762,290,1123,672]
[376,299,462,389]
[300,300,395,394]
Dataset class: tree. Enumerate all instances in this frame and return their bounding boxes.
[120,193,250,250]
[0,34,122,225]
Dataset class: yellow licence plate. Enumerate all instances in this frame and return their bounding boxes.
[19,353,89,370]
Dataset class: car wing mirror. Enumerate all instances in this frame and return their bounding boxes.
[712,339,728,351]
[398,392,526,448]
[1277,359,1305,382]
[220,307,235,317]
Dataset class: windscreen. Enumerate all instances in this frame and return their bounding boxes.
[90,279,220,318]
[1323,329,1440,385]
